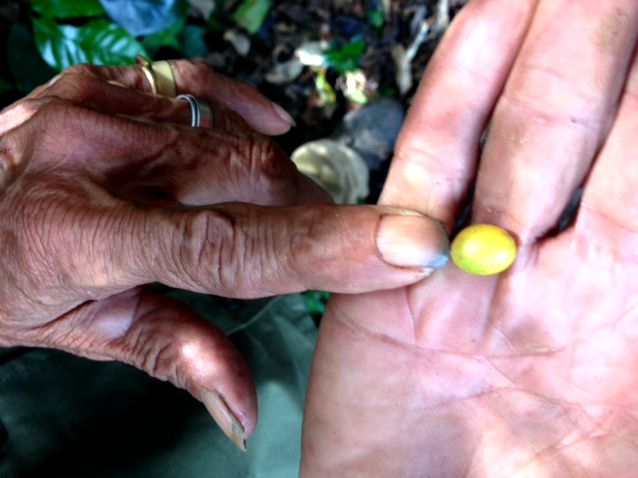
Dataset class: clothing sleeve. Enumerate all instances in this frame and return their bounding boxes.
[0,293,316,478]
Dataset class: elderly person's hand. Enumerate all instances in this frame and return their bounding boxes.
[0,60,448,450]
[302,0,638,475]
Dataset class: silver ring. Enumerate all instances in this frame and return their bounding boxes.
[198,100,212,128]
[176,94,200,127]
[176,94,212,128]
[176,94,213,128]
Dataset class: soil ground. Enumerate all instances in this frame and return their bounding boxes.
[205,0,468,199]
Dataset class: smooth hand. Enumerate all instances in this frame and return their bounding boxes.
[302,0,638,475]
[0,61,447,449]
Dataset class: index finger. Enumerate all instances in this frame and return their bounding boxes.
[380,0,538,229]
[42,60,295,136]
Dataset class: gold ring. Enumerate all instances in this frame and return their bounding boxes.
[135,57,177,97]
[151,61,177,97]
[136,56,157,94]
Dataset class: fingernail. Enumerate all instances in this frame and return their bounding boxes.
[271,102,297,127]
[201,390,247,451]
[377,215,449,269]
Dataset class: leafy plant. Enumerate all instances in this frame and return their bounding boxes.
[142,17,186,51]
[313,68,337,106]
[33,17,148,71]
[325,36,366,74]
[31,0,105,19]
[13,0,279,85]
[233,0,271,34]
[302,290,331,317]
[367,8,385,30]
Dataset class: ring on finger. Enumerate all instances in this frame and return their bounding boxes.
[136,57,177,97]
[152,61,177,97]
[137,58,158,95]
[177,94,212,128]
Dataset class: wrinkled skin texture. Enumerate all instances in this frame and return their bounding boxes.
[0,61,444,445]
[302,0,638,476]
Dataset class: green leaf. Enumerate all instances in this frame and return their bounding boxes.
[314,68,336,105]
[367,8,385,29]
[32,0,105,18]
[33,17,149,71]
[233,0,271,34]
[142,18,185,51]
[301,290,330,316]
[325,36,366,74]
[8,23,57,93]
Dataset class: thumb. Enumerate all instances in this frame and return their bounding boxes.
[25,288,256,451]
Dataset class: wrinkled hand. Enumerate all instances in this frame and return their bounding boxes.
[0,61,447,449]
[302,0,638,475]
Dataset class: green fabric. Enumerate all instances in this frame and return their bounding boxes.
[0,293,316,478]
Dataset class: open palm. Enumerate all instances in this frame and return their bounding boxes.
[302,0,638,476]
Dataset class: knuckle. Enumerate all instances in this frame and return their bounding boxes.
[0,134,18,186]
[2,99,75,161]
[126,315,207,391]
[49,69,100,103]
[63,64,95,77]
[174,59,210,87]
[173,210,249,294]
[246,134,297,202]
[126,324,176,383]
[0,97,49,137]
[500,66,603,133]
[287,205,332,274]
[502,95,600,136]
[142,342,174,382]
[393,139,464,179]
[190,60,210,78]
[196,207,287,297]
[29,65,95,100]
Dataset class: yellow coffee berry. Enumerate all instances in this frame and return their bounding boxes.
[450,224,517,275]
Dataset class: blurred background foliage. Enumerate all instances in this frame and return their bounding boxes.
[0,0,466,318]
[1,0,466,130]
